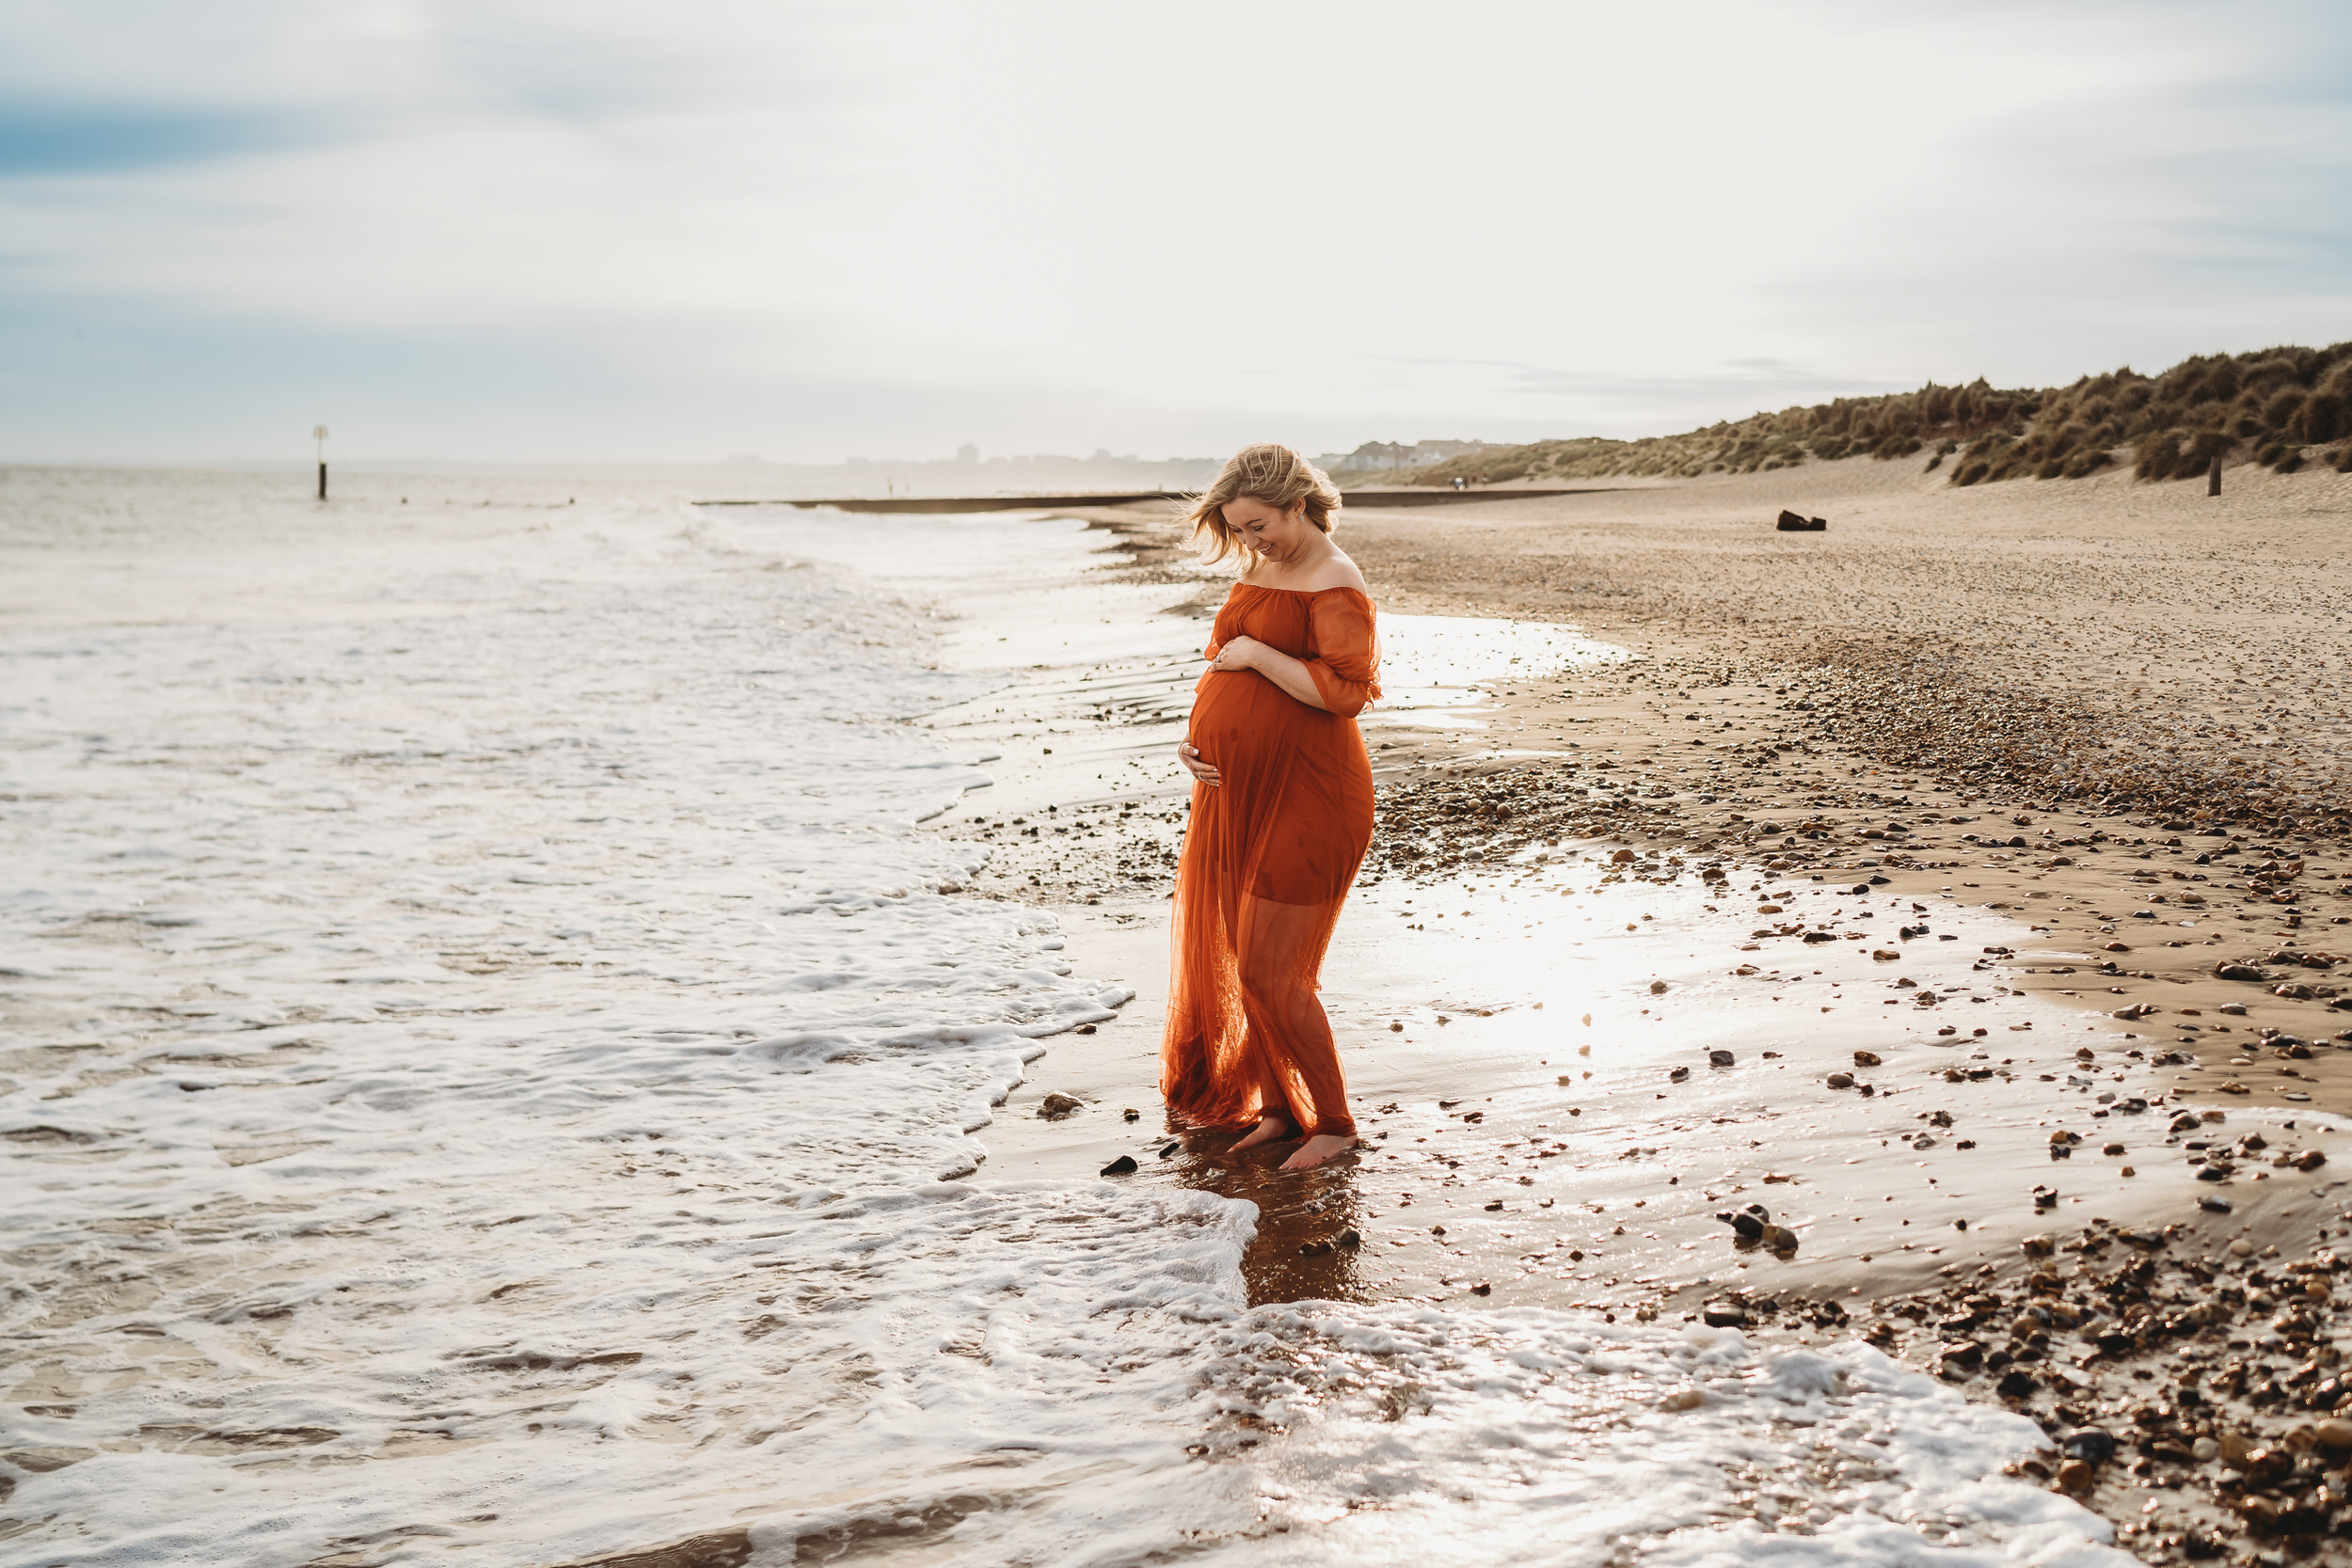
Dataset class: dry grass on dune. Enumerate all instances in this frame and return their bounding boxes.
[1399,342,2352,489]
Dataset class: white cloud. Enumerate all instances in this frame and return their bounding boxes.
[1,0,2346,460]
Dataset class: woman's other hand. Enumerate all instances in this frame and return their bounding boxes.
[1176,740,1221,787]
[1208,635,1265,673]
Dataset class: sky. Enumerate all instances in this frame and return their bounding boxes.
[2,0,2347,466]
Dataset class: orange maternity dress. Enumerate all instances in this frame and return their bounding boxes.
[1161,583,1380,1138]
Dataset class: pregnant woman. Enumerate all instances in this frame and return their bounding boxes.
[1162,445,1379,1172]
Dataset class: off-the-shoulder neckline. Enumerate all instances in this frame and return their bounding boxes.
[1231,581,1374,598]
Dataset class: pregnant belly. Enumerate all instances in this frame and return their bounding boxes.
[1188,673,1294,779]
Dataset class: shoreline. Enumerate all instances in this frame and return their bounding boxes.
[930,456,2352,1560]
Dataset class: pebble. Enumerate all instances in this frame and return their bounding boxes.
[1853,1050,1883,1067]
[1826,1071,1854,1089]
[2062,1427,2118,1464]
[1038,1092,1085,1119]
[1099,1154,1137,1176]
[1708,1049,1736,1067]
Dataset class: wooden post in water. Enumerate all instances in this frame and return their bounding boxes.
[314,424,330,500]
[2207,454,2222,497]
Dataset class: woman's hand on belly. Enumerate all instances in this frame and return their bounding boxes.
[1177,738,1221,787]
[1207,636,1266,673]
[1206,634,1330,713]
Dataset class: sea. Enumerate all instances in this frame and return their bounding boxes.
[0,468,2129,1566]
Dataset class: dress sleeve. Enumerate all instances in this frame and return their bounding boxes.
[1303,592,1381,718]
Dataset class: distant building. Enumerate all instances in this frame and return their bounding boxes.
[955,444,979,465]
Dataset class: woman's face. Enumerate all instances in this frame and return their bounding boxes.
[1219,496,1311,560]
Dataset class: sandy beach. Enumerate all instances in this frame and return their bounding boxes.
[934,451,2352,1561]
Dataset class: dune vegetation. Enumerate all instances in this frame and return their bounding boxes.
[1393,342,2352,488]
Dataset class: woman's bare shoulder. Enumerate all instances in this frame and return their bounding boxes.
[1303,553,1370,595]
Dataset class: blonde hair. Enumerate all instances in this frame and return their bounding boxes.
[1185,444,1342,565]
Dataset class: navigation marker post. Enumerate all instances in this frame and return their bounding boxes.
[314,425,330,500]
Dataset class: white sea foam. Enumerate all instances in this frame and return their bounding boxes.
[0,473,2123,1566]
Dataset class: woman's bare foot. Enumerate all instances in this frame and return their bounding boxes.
[1279,1133,1356,1171]
[1229,1114,1295,1152]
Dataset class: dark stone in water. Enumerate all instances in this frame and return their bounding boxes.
[1099,1155,1137,1176]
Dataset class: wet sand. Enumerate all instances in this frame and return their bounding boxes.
[933,453,2352,1560]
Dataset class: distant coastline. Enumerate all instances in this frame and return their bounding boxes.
[1395,340,2352,489]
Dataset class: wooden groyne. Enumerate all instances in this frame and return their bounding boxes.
[690,487,1613,514]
